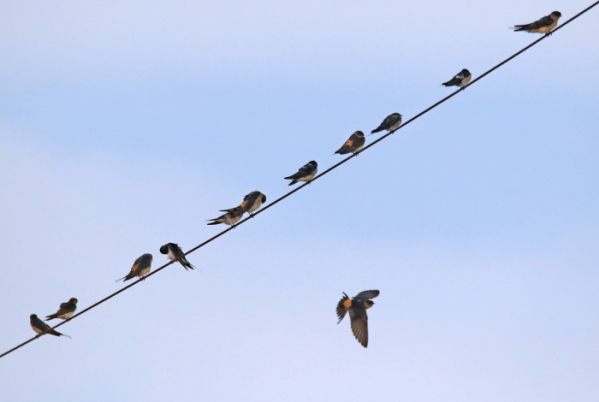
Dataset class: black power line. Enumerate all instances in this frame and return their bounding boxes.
[2,1,597,360]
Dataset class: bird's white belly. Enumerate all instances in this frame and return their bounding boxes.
[248,199,262,212]
[60,311,74,319]
[299,172,316,181]
[139,266,151,276]
[167,249,176,261]
[31,324,43,334]
[461,75,472,86]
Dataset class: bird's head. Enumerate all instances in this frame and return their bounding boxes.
[159,244,169,254]
[364,300,375,309]
[261,193,267,203]
[309,161,318,167]
[30,314,37,320]
[70,298,78,304]
[355,131,365,137]
[551,11,562,19]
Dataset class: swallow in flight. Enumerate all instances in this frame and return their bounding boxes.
[370,113,402,135]
[45,298,78,321]
[116,253,153,282]
[443,69,472,89]
[30,314,70,338]
[336,290,380,348]
[335,131,366,156]
[284,161,318,186]
[160,243,195,270]
[513,11,561,35]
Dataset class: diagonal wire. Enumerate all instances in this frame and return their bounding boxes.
[2,1,597,360]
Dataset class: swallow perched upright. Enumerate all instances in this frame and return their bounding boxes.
[335,131,366,156]
[116,253,153,282]
[207,206,244,226]
[370,113,402,135]
[442,69,472,89]
[30,314,70,338]
[336,290,380,348]
[240,191,267,217]
[160,243,195,270]
[513,11,562,34]
[284,161,318,186]
[45,298,78,321]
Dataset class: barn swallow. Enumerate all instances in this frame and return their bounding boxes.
[207,206,244,226]
[513,11,562,35]
[240,191,267,217]
[284,161,318,186]
[336,290,380,348]
[335,131,366,156]
[370,113,402,135]
[443,69,472,89]
[30,314,70,338]
[45,298,78,321]
[160,243,195,270]
[116,253,153,282]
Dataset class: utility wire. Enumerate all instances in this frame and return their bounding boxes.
[2,2,597,360]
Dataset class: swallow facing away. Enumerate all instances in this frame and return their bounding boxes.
[240,191,267,217]
[45,298,78,321]
[513,11,562,34]
[116,253,153,282]
[284,161,318,186]
[30,314,70,338]
[335,131,366,156]
[336,290,380,348]
[370,113,402,135]
[443,69,472,89]
[160,243,195,270]
[207,206,245,226]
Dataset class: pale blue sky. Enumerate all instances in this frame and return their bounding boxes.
[1,1,598,401]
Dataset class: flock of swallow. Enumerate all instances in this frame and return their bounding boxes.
[28,11,563,348]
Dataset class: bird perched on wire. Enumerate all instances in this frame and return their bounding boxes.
[160,243,195,270]
[221,191,267,218]
[512,11,561,35]
[116,253,153,282]
[335,131,365,156]
[45,298,78,321]
[370,113,402,135]
[284,161,318,186]
[30,314,71,338]
[442,69,472,89]
[336,290,380,348]
[207,206,245,226]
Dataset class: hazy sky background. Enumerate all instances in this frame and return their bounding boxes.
[1,1,598,401]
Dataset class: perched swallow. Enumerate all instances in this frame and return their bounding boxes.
[443,69,472,88]
[160,243,195,270]
[336,290,380,348]
[207,206,244,226]
[45,298,78,321]
[116,253,153,282]
[513,11,562,34]
[335,131,366,155]
[370,113,402,135]
[240,191,267,217]
[284,161,318,186]
[30,314,70,338]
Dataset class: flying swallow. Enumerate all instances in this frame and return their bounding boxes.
[45,298,78,321]
[513,11,562,34]
[335,131,366,156]
[336,290,380,348]
[443,69,472,89]
[284,161,318,186]
[116,253,153,282]
[160,243,195,270]
[240,191,267,217]
[370,113,402,135]
[207,206,244,226]
[30,314,70,338]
